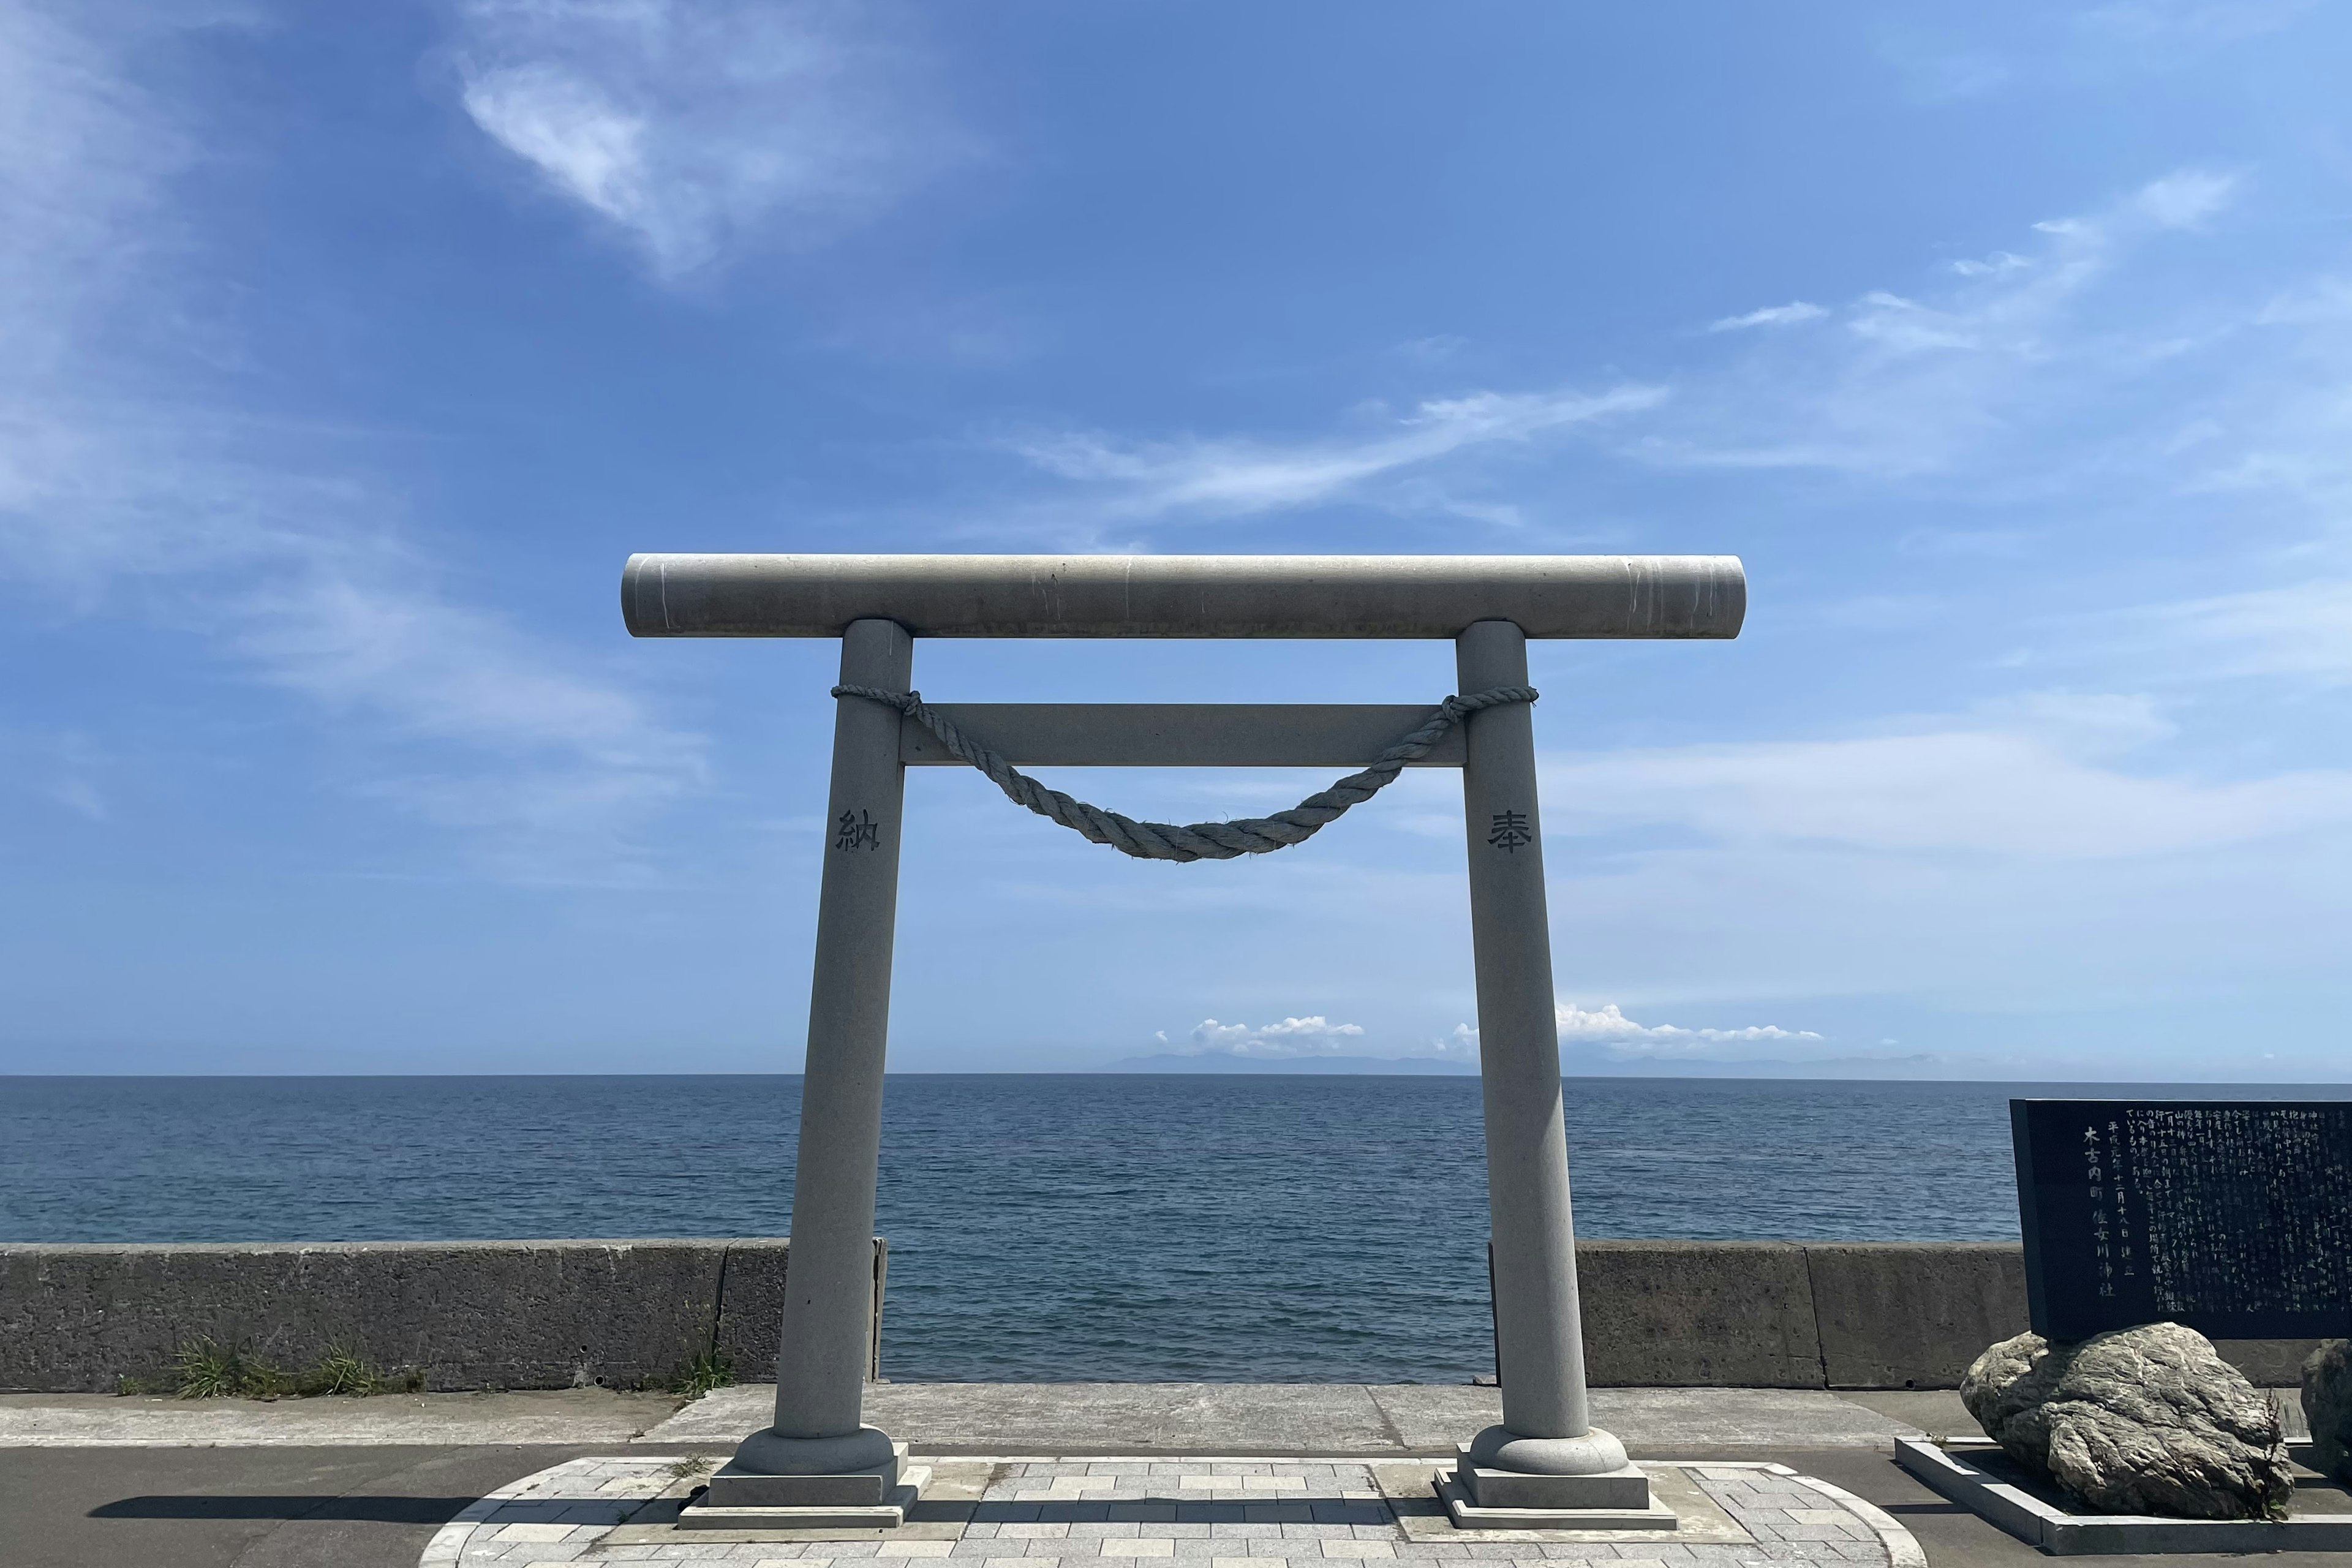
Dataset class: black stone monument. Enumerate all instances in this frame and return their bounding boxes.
[2012,1098,2352,1341]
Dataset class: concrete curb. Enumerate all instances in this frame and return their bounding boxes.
[0,1384,1931,1451]
[1895,1437,2352,1554]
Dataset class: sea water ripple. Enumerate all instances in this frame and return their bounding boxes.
[4,1075,2343,1382]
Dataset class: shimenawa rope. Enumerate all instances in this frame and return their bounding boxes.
[831,684,1536,862]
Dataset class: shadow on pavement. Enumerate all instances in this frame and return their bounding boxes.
[91,1494,475,1522]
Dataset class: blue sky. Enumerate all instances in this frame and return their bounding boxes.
[4,1,2349,1079]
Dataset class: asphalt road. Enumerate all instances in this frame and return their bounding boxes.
[0,1443,699,1568]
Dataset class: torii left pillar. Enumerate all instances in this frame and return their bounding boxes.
[704,617,914,1515]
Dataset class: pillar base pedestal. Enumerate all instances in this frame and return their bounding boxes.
[1440,1432,1677,1530]
[679,1434,925,1530]
[1436,1468,1678,1531]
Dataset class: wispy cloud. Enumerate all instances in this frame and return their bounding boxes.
[1875,31,2013,104]
[1,725,111,823]
[2116,579,2352,688]
[1637,168,2244,477]
[0,3,192,384]
[998,165,2263,521]
[1006,385,1664,522]
[1950,251,2030,277]
[1544,693,2352,859]
[450,0,962,279]
[0,5,702,880]
[2133,167,2237,228]
[2081,1,2316,45]
[1707,301,1826,332]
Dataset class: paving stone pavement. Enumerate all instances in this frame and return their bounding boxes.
[429,1457,1920,1568]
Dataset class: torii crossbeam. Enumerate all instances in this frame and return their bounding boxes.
[622,552,1746,1529]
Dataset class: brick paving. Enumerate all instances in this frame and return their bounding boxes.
[431,1458,1912,1568]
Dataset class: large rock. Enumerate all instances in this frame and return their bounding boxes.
[1961,1323,2294,1520]
[2305,1340,2352,1482]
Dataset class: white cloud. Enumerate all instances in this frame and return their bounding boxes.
[1950,251,2029,277]
[1635,167,2247,477]
[4,725,111,822]
[1876,35,2013,104]
[1845,290,1985,353]
[1006,385,1664,521]
[1544,701,2352,860]
[450,0,960,279]
[995,167,2281,528]
[1429,1022,1480,1063]
[464,62,646,217]
[1555,1001,1825,1061]
[942,161,2348,1078]
[1175,1016,1366,1058]
[1706,301,1826,332]
[2255,277,2352,327]
[47,776,107,820]
[2082,2,2314,45]
[2128,578,2352,686]
[1431,1006,1826,1065]
[0,3,187,382]
[2134,168,2237,228]
[6,447,709,884]
[0,5,703,881]
[1393,333,1469,363]
[1971,690,2179,753]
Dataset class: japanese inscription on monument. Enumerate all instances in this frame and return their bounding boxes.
[1488,810,1532,853]
[2011,1098,2352,1341]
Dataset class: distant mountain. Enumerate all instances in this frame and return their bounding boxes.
[1103,1053,1477,1076]
[1098,1050,1951,1079]
[1556,1052,1953,1079]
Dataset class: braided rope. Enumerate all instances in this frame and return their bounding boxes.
[832,684,1536,862]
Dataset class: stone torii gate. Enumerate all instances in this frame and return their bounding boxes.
[622,552,1744,1529]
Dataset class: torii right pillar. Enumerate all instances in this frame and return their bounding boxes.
[1453,619,1673,1528]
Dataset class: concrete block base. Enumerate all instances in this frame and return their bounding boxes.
[1436,1469,1679,1531]
[679,1463,929,1531]
[1455,1444,1654,1509]
[701,1442,907,1507]
[1896,1439,2352,1555]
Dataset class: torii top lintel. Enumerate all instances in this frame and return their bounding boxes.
[622,552,1744,641]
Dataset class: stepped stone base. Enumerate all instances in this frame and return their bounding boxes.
[679,1445,924,1530]
[1438,1467,1679,1530]
[1454,1442,1655,1509]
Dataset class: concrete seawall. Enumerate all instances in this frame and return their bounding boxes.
[1567,1240,2040,1390]
[0,1238,2316,1393]
[0,1238,885,1395]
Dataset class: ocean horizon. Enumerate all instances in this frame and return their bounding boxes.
[7,1074,2348,1381]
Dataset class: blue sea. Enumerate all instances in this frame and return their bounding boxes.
[2,1076,2344,1383]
